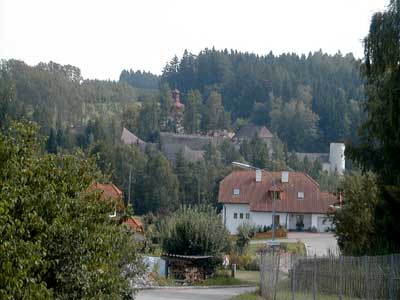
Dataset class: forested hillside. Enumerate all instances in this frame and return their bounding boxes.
[161,49,364,152]
[0,50,357,214]
[0,60,157,134]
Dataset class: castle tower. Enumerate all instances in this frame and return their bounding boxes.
[329,143,345,175]
[171,89,185,133]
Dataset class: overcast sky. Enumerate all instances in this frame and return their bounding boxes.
[0,0,389,80]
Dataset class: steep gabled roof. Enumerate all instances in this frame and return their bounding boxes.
[89,182,125,212]
[161,143,204,162]
[235,124,273,140]
[121,127,146,147]
[218,170,335,214]
[124,217,144,233]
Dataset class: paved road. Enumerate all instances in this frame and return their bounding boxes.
[250,232,338,256]
[136,286,256,300]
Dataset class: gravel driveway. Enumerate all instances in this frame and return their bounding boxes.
[287,232,338,256]
[136,286,256,300]
[250,232,338,256]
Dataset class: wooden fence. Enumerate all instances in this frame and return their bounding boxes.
[260,252,400,300]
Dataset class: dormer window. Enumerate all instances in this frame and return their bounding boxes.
[297,192,304,199]
[269,191,281,200]
[233,188,240,195]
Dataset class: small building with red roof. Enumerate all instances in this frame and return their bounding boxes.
[218,169,337,234]
[124,217,144,234]
[89,182,125,213]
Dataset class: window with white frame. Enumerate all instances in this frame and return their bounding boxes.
[245,213,250,219]
[233,188,240,195]
[297,191,304,199]
[234,213,238,219]
[239,213,243,219]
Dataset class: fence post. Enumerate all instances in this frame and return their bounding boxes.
[339,255,343,300]
[292,255,296,300]
[390,254,395,300]
[364,256,370,300]
[313,254,317,300]
[231,263,236,278]
[273,250,280,300]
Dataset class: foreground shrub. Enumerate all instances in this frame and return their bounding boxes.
[0,122,144,300]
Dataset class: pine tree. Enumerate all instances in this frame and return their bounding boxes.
[46,128,57,154]
[183,90,202,133]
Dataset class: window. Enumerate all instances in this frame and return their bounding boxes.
[233,188,240,195]
[297,192,304,199]
[270,191,281,200]
[245,213,250,219]
[234,213,237,219]
[240,213,244,219]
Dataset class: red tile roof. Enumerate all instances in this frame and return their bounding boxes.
[124,217,144,233]
[89,182,125,212]
[218,170,336,214]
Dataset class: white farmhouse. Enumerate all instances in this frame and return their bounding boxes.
[218,169,337,234]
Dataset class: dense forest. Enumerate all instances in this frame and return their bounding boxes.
[161,49,364,152]
[0,50,356,215]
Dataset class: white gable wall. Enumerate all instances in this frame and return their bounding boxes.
[223,203,251,234]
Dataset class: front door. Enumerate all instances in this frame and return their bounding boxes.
[273,215,280,228]
[296,215,304,231]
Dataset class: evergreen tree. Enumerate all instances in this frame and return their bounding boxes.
[346,1,400,253]
[138,99,160,141]
[46,128,57,154]
[138,147,179,214]
[183,90,202,133]
[202,91,226,132]
[159,83,173,129]
[269,98,320,151]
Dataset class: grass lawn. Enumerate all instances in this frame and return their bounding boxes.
[230,290,343,300]
[196,269,259,286]
[230,290,264,300]
[236,270,260,284]
[196,276,249,286]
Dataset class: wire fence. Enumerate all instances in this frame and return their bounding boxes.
[260,251,400,300]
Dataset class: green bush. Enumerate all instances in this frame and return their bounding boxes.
[236,223,256,255]
[229,253,253,270]
[160,205,230,256]
[0,122,144,300]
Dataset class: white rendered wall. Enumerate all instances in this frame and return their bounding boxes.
[329,143,345,175]
[251,211,288,228]
[312,214,332,232]
[223,204,251,234]
[223,204,288,234]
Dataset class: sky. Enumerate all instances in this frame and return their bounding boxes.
[0,0,389,80]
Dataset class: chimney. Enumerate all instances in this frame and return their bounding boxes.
[281,171,289,183]
[256,169,262,182]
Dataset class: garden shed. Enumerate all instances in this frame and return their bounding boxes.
[161,254,215,284]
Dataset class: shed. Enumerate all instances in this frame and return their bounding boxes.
[161,254,215,284]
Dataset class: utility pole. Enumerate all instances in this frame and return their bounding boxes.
[128,165,132,206]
